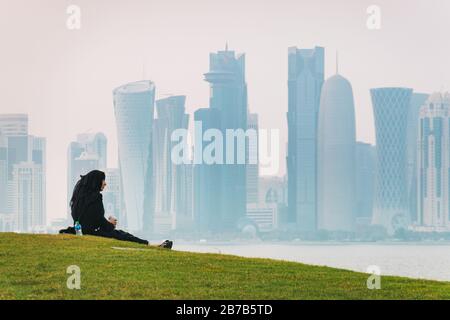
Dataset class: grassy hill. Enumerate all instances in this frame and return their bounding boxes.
[1,233,450,300]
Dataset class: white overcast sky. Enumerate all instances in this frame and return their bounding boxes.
[1,0,449,221]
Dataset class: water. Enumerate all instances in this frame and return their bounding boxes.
[74,221,82,236]
[175,242,450,282]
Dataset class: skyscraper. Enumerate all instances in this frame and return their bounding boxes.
[355,142,376,225]
[10,136,46,232]
[76,133,107,169]
[153,95,190,233]
[0,115,46,232]
[417,92,450,230]
[407,93,429,223]
[287,46,324,231]
[7,136,29,180]
[11,161,46,232]
[317,73,356,231]
[196,46,248,232]
[194,108,221,232]
[71,152,99,181]
[0,114,28,137]
[103,168,124,227]
[175,163,194,231]
[113,80,155,232]
[0,131,8,214]
[246,113,259,204]
[371,87,412,233]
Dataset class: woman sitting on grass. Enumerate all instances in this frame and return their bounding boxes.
[62,170,172,249]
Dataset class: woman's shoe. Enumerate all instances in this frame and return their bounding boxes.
[159,240,173,249]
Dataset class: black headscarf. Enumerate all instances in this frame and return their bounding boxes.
[70,170,106,222]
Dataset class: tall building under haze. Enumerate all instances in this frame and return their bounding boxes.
[194,108,221,232]
[9,136,46,232]
[103,168,125,227]
[153,95,191,233]
[287,46,324,232]
[0,114,46,232]
[75,133,107,169]
[317,73,356,231]
[407,93,429,223]
[194,46,248,232]
[113,80,155,232]
[246,113,259,204]
[371,87,412,233]
[0,114,28,137]
[355,142,376,225]
[0,131,8,214]
[417,92,450,230]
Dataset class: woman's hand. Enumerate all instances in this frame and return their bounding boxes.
[108,216,118,228]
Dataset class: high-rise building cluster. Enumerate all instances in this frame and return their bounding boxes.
[0,114,46,232]
[108,45,448,236]
[3,44,446,237]
[111,46,282,235]
[285,45,449,234]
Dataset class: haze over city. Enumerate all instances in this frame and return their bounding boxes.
[1,0,450,221]
[5,0,450,305]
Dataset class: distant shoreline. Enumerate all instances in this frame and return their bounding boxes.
[172,239,450,246]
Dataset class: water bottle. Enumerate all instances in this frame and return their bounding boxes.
[74,221,83,236]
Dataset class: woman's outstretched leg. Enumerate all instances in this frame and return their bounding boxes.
[94,229,173,248]
[112,230,149,245]
[94,229,148,245]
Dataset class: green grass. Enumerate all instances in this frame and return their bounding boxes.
[1,233,450,300]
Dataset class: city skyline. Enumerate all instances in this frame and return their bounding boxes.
[1,0,450,222]
[4,0,450,304]
[0,65,442,231]
[1,80,449,234]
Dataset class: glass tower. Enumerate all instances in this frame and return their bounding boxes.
[407,93,429,223]
[246,113,259,205]
[355,142,376,225]
[417,92,450,229]
[113,80,155,232]
[317,74,356,231]
[199,47,248,231]
[153,95,190,233]
[0,131,7,214]
[371,87,412,233]
[10,136,46,232]
[287,46,324,231]
[194,108,221,232]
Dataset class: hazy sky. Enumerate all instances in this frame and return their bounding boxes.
[1,0,449,221]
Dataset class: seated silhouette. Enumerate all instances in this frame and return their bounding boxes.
[60,170,172,249]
